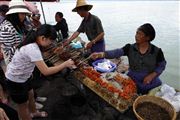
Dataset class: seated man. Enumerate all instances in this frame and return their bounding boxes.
[54,12,69,41]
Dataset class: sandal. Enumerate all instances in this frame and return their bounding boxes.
[36,97,47,102]
[31,110,48,118]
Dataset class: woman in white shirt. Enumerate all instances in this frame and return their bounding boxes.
[5,24,75,120]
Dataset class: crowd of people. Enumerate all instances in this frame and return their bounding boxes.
[0,0,166,120]
[0,0,74,119]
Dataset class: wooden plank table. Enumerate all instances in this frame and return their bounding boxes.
[73,70,134,113]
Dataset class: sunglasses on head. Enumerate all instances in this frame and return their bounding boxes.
[32,14,41,17]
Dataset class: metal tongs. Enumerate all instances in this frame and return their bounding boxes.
[76,55,91,66]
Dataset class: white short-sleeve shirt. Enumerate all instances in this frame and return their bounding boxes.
[6,43,43,83]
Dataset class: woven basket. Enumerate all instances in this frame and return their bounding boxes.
[133,95,177,120]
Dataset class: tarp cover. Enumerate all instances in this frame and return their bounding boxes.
[1,0,59,2]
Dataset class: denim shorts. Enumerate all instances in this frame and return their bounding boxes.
[6,79,32,104]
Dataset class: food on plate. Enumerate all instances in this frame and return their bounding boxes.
[109,98,118,105]
[118,102,128,110]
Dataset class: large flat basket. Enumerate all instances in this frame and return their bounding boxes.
[133,95,176,120]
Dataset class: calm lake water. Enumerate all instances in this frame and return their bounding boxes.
[36,1,180,90]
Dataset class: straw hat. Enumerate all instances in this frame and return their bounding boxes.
[72,0,93,12]
[6,0,31,15]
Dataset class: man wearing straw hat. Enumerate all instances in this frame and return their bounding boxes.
[65,0,105,53]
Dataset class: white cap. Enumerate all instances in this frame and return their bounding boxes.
[6,0,31,15]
